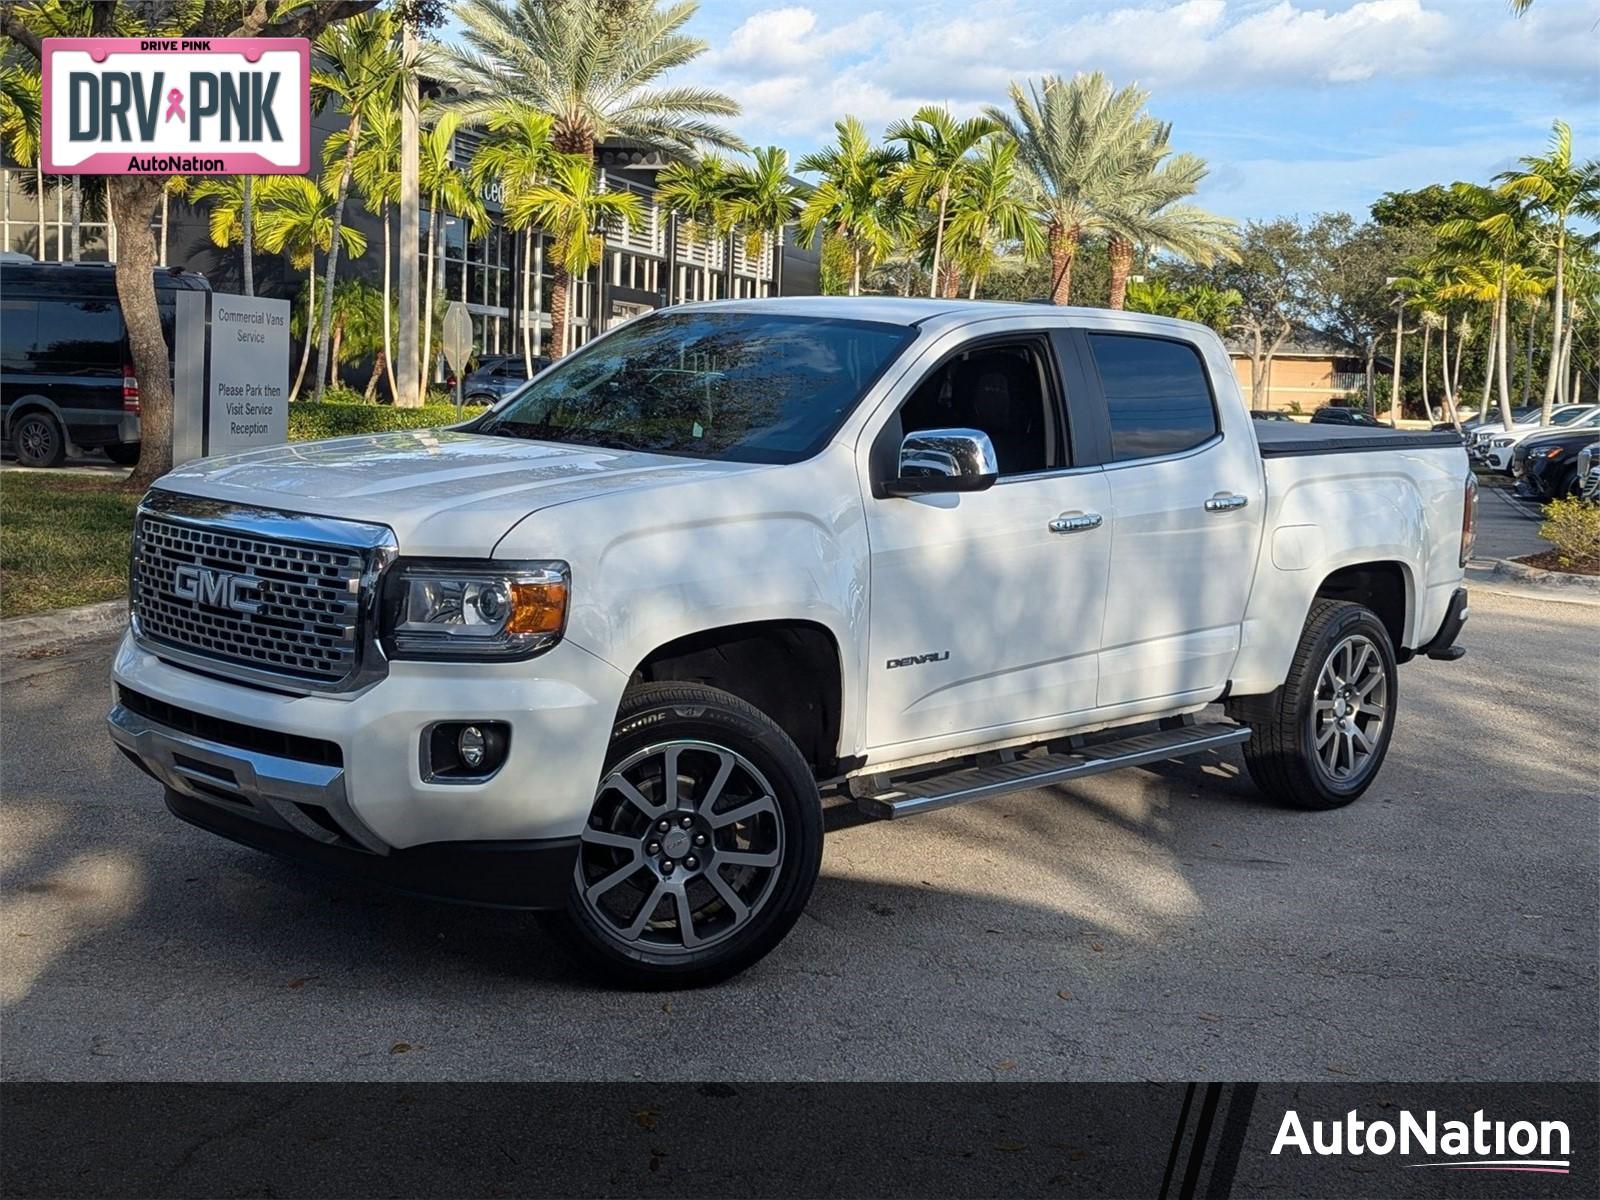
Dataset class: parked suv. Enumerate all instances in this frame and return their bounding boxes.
[0,259,210,467]
[462,353,551,406]
[1311,406,1391,427]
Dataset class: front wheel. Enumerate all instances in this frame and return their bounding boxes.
[545,682,823,988]
[1230,600,1398,810]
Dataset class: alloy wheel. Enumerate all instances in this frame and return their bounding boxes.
[18,417,56,465]
[1310,633,1388,783]
[576,740,785,955]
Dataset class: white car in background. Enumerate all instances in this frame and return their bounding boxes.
[1475,405,1599,472]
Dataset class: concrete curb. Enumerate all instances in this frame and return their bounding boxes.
[1,599,127,656]
[1490,557,1600,595]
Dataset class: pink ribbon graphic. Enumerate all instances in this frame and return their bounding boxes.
[164,88,185,123]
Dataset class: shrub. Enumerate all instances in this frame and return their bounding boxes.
[319,384,370,405]
[1538,496,1600,570]
[288,401,469,441]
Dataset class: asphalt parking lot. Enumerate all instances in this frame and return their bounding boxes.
[1,586,1594,1083]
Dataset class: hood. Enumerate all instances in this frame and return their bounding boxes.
[155,430,765,555]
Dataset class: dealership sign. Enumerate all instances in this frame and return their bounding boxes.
[42,37,308,175]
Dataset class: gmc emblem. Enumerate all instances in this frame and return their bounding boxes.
[173,564,262,615]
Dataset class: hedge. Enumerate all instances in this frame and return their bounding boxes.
[288,401,472,441]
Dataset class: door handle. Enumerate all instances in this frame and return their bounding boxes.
[1204,492,1249,513]
[1049,511,1103,534]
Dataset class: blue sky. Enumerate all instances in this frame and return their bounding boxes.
[605,0,1600,223]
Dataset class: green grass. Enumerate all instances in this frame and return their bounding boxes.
[0,476,140,619]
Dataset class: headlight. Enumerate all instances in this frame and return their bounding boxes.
[1491,437,1514,447]
[1530,446,1563,460]
[381,560,568,660]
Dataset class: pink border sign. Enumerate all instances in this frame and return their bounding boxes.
[41,37,310,175]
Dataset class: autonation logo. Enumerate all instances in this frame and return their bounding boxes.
[1272,1108,1571,1175]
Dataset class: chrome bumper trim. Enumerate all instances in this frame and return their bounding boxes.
[107,704,389,854]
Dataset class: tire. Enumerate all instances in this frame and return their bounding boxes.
[103,442,140,466]
[544,682,824,988]
[12,411,66,468]
[1229,600,1398,810]
[464,392,498,407]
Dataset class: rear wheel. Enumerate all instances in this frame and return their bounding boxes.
[12,411,66,468]
[1230,600,1397,810]
[545,682,823,988]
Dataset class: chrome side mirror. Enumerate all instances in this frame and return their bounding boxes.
[885,428,999,496]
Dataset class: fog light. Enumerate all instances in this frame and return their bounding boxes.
[424,721,510,781]
[458,725,487,769]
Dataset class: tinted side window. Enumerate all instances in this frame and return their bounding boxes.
[32,299,124,375]
[1087,333,1218,461]
[898,341,1062,476]
[1,298,38,371]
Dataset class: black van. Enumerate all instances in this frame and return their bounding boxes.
[1,258,210,467]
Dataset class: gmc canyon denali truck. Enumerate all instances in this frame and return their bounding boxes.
[109,299,1475,986]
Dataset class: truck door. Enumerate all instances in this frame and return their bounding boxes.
[860,331,1111,755]
[1080,331,1264,709]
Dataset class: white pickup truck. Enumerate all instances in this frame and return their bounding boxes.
[109,299,1475,986]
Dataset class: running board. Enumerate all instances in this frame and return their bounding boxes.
[855,722,1251,819]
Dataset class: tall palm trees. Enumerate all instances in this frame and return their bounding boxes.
[798,117,905,296]
[943,139,1043,298]
[726,147,806,291]
[508,155,643,357]
[656,153,737,300]
[310,8,406,401]
[1496,119,1600,419]
[985,73,1151,304]
[189,175,264,295]
[418,110,488,384]
[0,63,43,256]
[887,107,998,298]
[440,0,741,160]
[253,177,368,402]
[468,104,558,371]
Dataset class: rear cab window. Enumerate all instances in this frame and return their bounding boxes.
[1086,333,1219,461]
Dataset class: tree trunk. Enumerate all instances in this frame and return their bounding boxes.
[1543,230,1565,417]
[290,261,315,402]
[421,188,439,388]
[69,175,81,261]
[851,244,861,297]
[1363,345,1376,416]
[395,33,421,408]
[242,176,255,297]
[34,163,44,256]
[1107,236,1134,310]
[1419,324,1432,423]
[313,111,362,403]
[549,268,570,358]
[1048,219,1077,305]
[1522,300,1535,411]
[365,345,386,401]
[110,177,172,491]
[159,189,169,264]
[522,229,535,371]
[1480,306,1497,418]
[927,184,947,299]
[1389,309,1404,421]
[1495,276,1514,430]
[381,206,396,401]
[330,319,342,389]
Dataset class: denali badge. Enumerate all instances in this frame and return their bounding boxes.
[886,651,950,669]
[173,564,262,615]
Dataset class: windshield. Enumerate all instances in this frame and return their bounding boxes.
[475,310,914,464]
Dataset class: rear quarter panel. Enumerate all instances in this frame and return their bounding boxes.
[1231,445,1468,695]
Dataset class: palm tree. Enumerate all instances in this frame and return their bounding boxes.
[341,109,401,398]
[725,146,806,292]
[0,63,44,257]
[1496,120,1600,420]
[885,106,998,298]
[253,177,368,401]
[440,0,741,159]
[797,117,905,296]
[985,72,1153,304]
[417,109,489,387]
[1101,125,1236,309]
[943,138,1043,299]
[469,103,558,372]
[188,175,264,295]
[507,153,643,356]
[656,153,737,300]
[310,8,406,401]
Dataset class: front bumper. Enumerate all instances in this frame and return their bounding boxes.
[109,632,628,851]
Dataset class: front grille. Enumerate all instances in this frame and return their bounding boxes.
[118,686,344,766]
[131,498,383,688]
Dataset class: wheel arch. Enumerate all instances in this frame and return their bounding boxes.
[1311,559,1412,654]
[3,393,66,441]
[628,619,849,777]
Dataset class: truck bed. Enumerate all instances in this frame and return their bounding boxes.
[1254,422,1464,458]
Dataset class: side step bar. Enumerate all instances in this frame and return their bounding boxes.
[855,721,1251,819]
